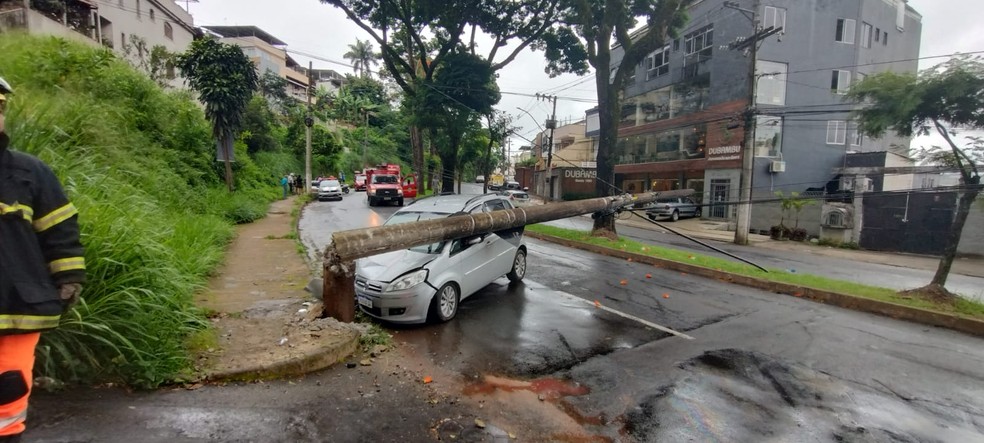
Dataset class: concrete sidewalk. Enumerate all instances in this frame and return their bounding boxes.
[194,196,363,382]
[609,212,984,279]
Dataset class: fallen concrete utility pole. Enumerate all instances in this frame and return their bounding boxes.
[322,192,659,321]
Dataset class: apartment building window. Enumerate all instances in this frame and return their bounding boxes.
[827,121,847,145]
[755,116,783,157]
[835,18,855,44]
[852,128,863,147]
[164,23,173,40]
[831,70,851,94]
[883,31,888,45]
[685,24,714,57]
[646,44,670,79]
[136,0,141,18]
[875,27,880,42]
[861,22,872,48]
[763,6,786,31]
[756,60,787,105]
[150,9,155,21]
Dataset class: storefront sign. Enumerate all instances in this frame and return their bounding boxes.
[708,144,741,161]
[564,169,597,183]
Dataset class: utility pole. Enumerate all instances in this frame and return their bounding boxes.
[538,93,558,201]
[725,0,781,245]
[304,61,314,195]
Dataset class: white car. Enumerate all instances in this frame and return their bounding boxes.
[501,190,531,207]
[354,194,528,324]
[317,179,344,201]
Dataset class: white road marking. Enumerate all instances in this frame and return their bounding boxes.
[554,289,696,340]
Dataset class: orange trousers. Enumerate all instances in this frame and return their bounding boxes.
[0,333,38,437]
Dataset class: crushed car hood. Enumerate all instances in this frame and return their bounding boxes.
[356,249,437,282]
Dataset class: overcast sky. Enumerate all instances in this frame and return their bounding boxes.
[185,0,984,154]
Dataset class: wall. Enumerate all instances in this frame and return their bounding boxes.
[958,199,984,257]
[751,200,823,236]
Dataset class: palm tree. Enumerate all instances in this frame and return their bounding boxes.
[343,39,379,79]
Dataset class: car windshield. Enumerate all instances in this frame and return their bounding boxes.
[385,211,449,254]
[372,175,399,184]
[320,180,340,188]
[355,175,366,182]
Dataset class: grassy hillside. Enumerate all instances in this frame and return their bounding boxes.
[0,34,296,387]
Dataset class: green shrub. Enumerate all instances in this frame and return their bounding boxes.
[0,33,284,387]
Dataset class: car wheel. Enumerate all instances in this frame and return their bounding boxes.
[647,214,656,221]
[694,208,701,218]
[670,210,679,222]
[368,198,375,207]
[506,249,527,282]
[429,283,459,323]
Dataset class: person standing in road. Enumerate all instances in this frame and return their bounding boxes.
[280,174,289,199]
[0,77,85,442]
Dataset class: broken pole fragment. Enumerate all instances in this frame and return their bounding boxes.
[323,244,356,323]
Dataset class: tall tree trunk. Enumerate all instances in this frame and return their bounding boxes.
[440,135,460,194]
[932,185,981,287]
[410,125,425,191]
[591,54,619,238]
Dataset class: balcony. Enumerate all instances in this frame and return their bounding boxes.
[0,0,100,45]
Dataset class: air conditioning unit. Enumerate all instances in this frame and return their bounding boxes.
[769,160,786,173]
[839,176,854,191]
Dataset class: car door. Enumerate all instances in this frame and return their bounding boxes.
[684,197,698,217]
[482,198,520,276]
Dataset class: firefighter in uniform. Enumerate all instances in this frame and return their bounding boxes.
[0,77,85,442]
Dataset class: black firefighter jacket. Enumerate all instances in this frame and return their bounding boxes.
[0,133,85,334]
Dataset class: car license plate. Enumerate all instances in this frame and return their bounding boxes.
[382,197,391,200]
[357,295,373,308]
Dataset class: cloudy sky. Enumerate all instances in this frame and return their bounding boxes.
[185,0,984,154]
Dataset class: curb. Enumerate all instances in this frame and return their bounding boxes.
[204,329,361,383]
[527,231,984,338]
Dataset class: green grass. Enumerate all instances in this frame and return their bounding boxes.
[527,224,984,319]
[0,33,290,388]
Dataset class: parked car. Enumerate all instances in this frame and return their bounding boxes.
[505,180,522,190]
[317,179,344,201]
[500,190,531,207]
[354,194,528,324]
[475,175,485,183]
[645,197,701,221]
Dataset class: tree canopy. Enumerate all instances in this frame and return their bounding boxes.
[538,0,691,236]
[848,56,984,295]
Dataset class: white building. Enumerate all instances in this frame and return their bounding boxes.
[0,0,197,87]
[203,25,310,103]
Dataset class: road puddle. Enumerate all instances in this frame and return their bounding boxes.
[464,374,590,399]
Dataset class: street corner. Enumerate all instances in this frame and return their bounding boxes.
[198,300,365,383]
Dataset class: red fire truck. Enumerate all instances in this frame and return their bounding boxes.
[365,164,417,206]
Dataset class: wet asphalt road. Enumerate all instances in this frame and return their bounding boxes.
[25,185,984,442]
[295,184,984,441]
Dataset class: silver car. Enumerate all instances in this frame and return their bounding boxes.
[318,179,343,201]
[645,196,701,221]
[354,194,528,324]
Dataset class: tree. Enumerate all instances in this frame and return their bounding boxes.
[412,51,501,192]
[539,0,691,239]
[258,70,293,114]
[320,0,562,194]
[176,38,260,191]
[484,111,514,193]
[848,56,984,300]
[343,39,380,78]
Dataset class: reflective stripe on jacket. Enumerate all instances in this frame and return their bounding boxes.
[0,142,85,334]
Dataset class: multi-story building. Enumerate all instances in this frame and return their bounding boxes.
[531,121,600,199]
[203,25,310,103]
[606,0,921,231]
[310,68,346,95]
[0,0,196,87]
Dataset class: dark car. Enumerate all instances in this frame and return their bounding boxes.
[645,197,701,221]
